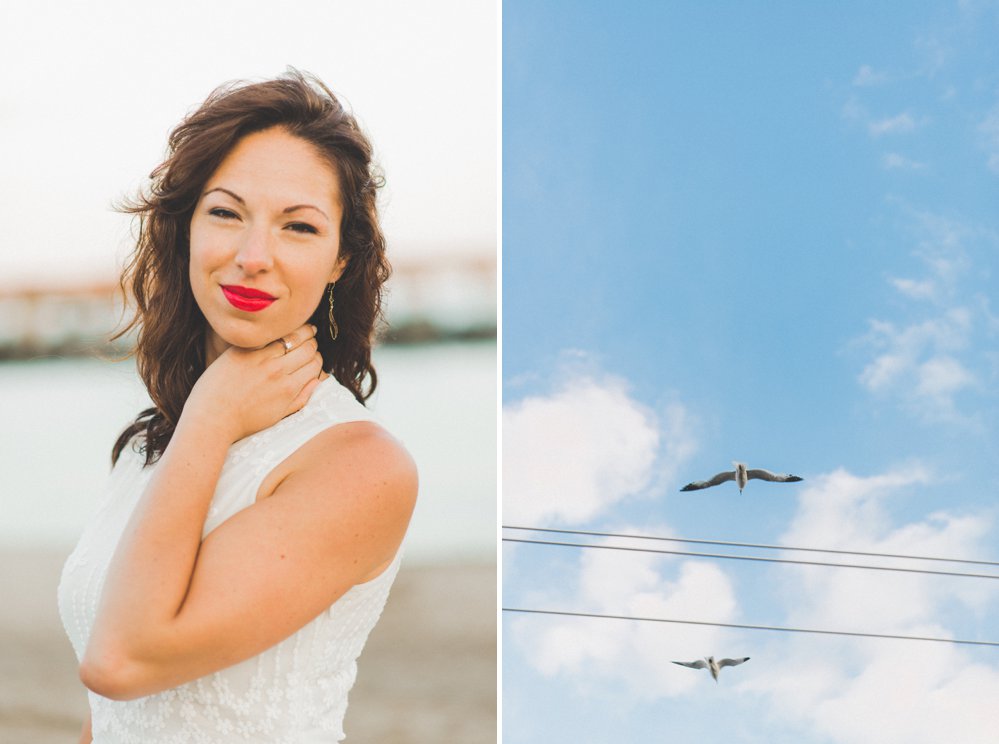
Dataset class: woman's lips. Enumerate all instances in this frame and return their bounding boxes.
[221,285,276,312]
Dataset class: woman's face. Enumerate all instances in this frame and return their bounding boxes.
[189,126,345,363]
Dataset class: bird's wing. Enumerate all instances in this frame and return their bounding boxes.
[718,657,750,668]
[746,469,803,483]
[672,660,708,670]
[680,471,736,491]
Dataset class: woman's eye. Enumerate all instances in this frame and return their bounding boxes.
[286,222,319,235]
[208,207,238,219]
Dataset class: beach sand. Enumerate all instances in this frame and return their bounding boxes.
[0,547,496,744]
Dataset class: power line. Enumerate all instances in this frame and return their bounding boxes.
[503,537,999,581]
[503,607,999,648]
[502,525,999,567]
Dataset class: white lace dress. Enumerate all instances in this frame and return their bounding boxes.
[58,377,402,743]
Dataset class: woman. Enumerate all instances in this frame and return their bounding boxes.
[58,71,417,743]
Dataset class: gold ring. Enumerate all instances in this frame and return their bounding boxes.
[281,337,293,354]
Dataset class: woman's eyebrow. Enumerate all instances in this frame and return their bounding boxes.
[283,204,330,221]
[202,187,328,221]
[202,186,245,203]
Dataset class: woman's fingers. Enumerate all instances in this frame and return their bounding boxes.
[270,325,322,376]
[272,324,318,359]
[290,349,324,390]
[281,335,322,376]
[288,372,323,413]
[283,352,324,413]
[272,324,324,414]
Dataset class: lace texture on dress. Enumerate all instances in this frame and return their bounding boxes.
[57,378,400,743]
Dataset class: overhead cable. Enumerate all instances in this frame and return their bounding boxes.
[503,607,999,648]
[502,525,999,567]
[503,537,999,581]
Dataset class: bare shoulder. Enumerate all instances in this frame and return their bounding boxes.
[236,419,418,588]
[279,419,417,516]
[304,419,415,476]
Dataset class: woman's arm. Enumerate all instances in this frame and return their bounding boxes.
[78,710,92,744]
[79,326,417,700]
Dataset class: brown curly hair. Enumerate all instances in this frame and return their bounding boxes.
[112,70,389,466]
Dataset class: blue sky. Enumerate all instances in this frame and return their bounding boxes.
[502,2,999,742]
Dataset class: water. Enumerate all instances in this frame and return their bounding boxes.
[0,341,496,565]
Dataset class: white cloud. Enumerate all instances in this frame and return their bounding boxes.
[781,466,930,550]
[911,211,973,275]
[796,642,999,744]
[742,467,999,744]
[859,309,976,415]
[889,276,935,299]
[868,112,917,137]
[882,152,926,170]
[503,368,695,525]
[778,467,993,625]
[978,104,999,174]
[841,95,866,124]
[914,33,950,76]
[852,64,888,87]
[513,530,740,700]
[856,208,996,424]
[916,356,976,398]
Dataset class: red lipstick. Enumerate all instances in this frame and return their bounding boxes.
[221,285,276,312]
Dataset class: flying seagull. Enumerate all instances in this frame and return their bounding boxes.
[680,461,802,493]
[672,656,750,682]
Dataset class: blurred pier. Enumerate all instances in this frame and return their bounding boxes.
[0,253,495,360]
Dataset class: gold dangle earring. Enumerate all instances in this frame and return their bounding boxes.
[328,282,339,341]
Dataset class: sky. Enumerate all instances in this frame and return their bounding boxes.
[503,2,999,743]
[0,0,496,287]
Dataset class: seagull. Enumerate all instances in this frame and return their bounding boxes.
[672,656,750,682]
[680,461,802,493]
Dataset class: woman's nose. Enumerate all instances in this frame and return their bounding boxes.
[234,225,275,275]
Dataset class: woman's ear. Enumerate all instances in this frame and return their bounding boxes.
[329,255,349,283]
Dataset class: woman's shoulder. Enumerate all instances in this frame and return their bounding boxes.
[301,416,417,491]
[263,415,417,561]
[260,377,417,508]
[306,376,414,468]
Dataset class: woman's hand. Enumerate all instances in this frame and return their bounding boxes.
[185,323,323,444]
